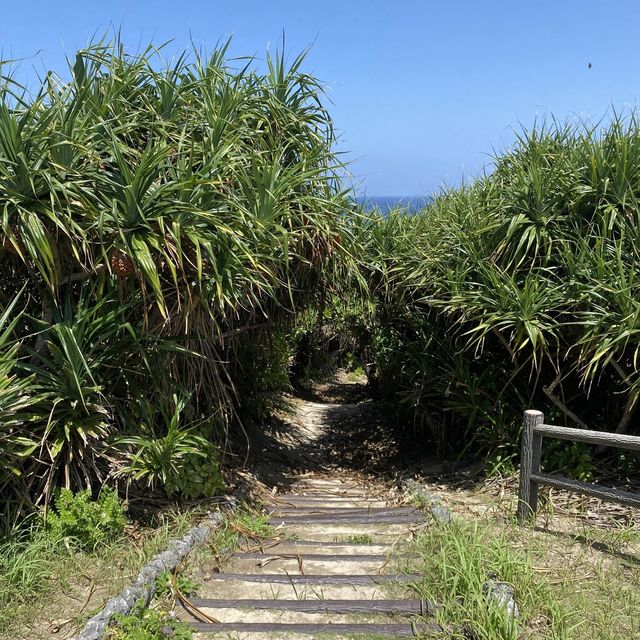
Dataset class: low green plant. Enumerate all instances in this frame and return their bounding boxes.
[615,450,640,474]
[208,508,274,554]
[115,394,224,499]
[342,533,373,544]
[43,487,127,551]
[485,451,518,479]
[155,570,200,598]
[234,510,274,538]
[171,451,224,500]
[348,366,366,379]
[409,520,567,639]
[576,520,640,552]
[105,604,193,640]
[543,441,594,482]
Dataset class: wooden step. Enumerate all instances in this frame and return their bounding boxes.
[243,540,393,554]
[286,492,377,498]
[280,523,418,540]
[203,573,422,585]
[264,540,393,550]
[188,597,437,615]
[232,551,391,562]
[269,513,425,525]
[191,621,441,635]
[274,495,392,502]
[194,577,393,601]
[190,472,428,638]
[272,499,393,509]
[269,507,418,516]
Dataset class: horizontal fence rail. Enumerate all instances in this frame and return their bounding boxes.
[516,410,640,522]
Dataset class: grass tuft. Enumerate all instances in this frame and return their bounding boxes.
[408,520,567,639]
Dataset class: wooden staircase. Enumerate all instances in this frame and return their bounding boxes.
[179,476,440,638]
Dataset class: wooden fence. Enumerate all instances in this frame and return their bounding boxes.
[516,409,640,522]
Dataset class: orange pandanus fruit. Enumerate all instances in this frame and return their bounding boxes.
[109,249,135,278]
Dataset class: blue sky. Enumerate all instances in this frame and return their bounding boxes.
[1,1,639,195]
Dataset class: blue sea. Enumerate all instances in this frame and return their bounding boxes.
[355,195,431,212]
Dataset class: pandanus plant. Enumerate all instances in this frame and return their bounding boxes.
[354,113,640,456]
[0,36,351,510]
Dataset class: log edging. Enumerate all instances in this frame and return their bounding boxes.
[71,503,231,640]
[402,478,452,524]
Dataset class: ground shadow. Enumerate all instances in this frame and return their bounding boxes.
[534,525,640,567]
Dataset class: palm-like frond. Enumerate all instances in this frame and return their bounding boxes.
[0,37,350,511]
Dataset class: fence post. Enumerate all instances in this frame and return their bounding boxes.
[516,409,544,523]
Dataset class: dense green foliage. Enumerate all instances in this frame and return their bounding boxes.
[3,31,639,524]
[356,115,640,462]
[0,37,348,520]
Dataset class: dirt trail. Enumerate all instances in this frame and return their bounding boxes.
[179,372,437,638]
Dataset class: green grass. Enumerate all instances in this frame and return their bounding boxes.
[407,520,567,639]
[404,489,640,639]
[0,525,67,631]
[342,533,374,544]
[0,508,202,638]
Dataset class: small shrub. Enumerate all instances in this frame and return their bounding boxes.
[346,365,366,381]
[167,450,224,500]
[543,441,594,481]
[116,394,224,499]
[117,429,224,500]
[43,487,127,551]
[105,605,192,640]
[155,570,199,598]
[484,451,518,478]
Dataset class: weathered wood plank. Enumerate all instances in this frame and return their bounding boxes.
[270,507,418,516]
[282,489,377,500]
[232,551,416,562]
[269,513,425,525]
[535,423,640,451]
[273,495,389,502]
[190,622,440,635]
[517,410,544,522]
[203,573,422,584]
[531,472,640,508]
[233,551,390,561]
[261,539,392,548]
[188,597,437,615]
[271,500,392,508]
